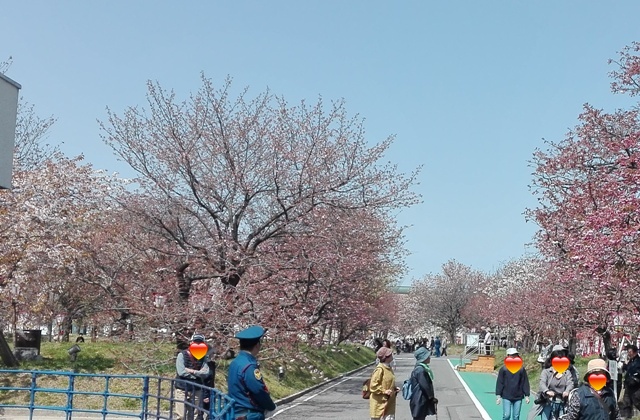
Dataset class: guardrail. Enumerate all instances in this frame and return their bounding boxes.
[0,369,235,419]
[458,342,496,369]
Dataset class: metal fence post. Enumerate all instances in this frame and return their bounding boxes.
[66,374,75,420]
[29,371,37,420]
[141,376,149,419]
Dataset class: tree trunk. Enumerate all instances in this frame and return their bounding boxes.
[62,315,72,342]
[448,329,456,345]
[568,329,578,356]
[596,326,611,356]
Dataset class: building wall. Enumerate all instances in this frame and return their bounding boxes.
[0,73,21,189]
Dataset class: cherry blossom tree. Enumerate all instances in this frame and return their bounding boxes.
[466,257,552,350]
[0,154,126,341]
[100,76,420,334]
[404,260,485,343]
[529,42,640,350]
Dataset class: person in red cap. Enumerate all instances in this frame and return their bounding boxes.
[369,346,399,420]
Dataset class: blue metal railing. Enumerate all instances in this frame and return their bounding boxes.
[0,370,235,419]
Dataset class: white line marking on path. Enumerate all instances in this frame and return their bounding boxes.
[270,377,352,417]
[447,359,492,420]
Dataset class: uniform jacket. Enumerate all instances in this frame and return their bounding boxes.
[369,363,397,418]
[227,351,276,414]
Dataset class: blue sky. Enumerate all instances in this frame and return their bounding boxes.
[2,2,639,285]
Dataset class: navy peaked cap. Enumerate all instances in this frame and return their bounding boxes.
[235,325,267,340]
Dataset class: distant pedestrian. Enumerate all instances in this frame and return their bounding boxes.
[381,339,397,371]
[409,347,437,420]
[434,337,441,358]
[496,348,530,420]
[441,337,448,357]
[369,346,399,420]
[484,328,493,355]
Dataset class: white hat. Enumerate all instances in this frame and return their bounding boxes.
[506,348,518,356]
[584,358,610,381]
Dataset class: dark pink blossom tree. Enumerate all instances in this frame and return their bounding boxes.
[529,42,640,350]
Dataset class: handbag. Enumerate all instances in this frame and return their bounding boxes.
[363,366,384,399]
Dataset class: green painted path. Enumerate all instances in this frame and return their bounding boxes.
[449,358,534,420]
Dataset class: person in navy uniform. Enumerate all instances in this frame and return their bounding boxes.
[227,325,276,420]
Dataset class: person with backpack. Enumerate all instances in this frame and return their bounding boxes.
[496,348,530,420]
[369,346,399,420]
[408,346,437,420]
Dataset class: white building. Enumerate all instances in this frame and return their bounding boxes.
[0,72,21,189]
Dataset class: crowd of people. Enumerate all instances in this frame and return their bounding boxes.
[497,342,640,420]
[367,335,448,358]
[169,327,640,420]
[366,336,640,420]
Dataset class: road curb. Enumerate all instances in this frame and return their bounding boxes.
[274,361,376,406]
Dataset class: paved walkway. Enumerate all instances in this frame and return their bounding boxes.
[450,358,534,419]
[272,353,487,419]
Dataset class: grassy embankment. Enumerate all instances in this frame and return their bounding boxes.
[0,337,374,411]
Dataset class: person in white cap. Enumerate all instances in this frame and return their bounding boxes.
[496,348,530,420]
[564,358,621,420]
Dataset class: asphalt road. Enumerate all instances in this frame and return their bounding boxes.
[270,353,485,420]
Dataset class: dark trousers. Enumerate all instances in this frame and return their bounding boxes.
[620,385,640,418]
